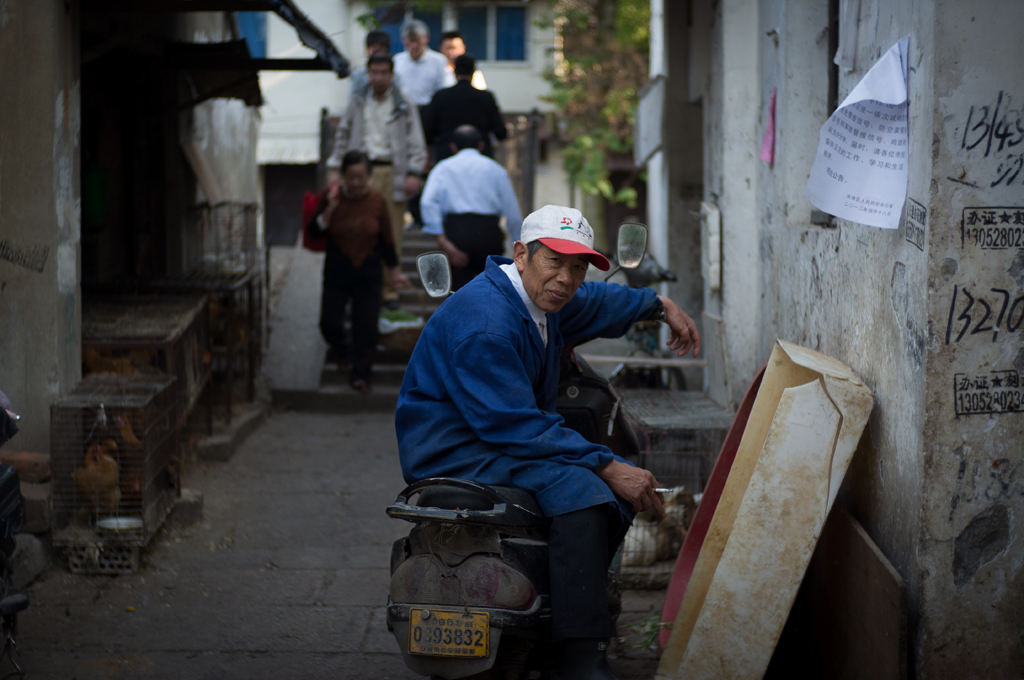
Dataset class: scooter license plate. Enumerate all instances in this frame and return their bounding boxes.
[408,608,490,658]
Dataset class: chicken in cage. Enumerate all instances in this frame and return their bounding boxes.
[51,376,180,561]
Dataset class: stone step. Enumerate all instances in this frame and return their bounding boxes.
[321,363,406,387]
[272,383,399,413]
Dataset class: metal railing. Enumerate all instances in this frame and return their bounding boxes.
[494,114,541,218]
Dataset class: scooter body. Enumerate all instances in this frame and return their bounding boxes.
[386,479,553,679]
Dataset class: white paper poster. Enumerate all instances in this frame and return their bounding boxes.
[805,36,910,229]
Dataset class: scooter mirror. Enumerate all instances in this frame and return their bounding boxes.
[617,223,648,269]
[416,252,452,298]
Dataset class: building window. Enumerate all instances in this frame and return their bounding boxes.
[495,7,526,61]
[375,8,443,53]
[458,7,488,60]
[456,4,528,63]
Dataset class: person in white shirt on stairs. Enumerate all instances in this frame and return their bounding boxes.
[421,125,523,290]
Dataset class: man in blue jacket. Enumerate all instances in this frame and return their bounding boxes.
[395,205,700,679]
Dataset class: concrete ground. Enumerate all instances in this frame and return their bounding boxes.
[14,411,663,679]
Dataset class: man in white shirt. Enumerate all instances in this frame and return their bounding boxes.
[439,30,487,90]
[421,125,523,290]
[392,19,448,108]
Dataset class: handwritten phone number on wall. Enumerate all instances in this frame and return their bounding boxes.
[954,371,1023,416]
[945,285,1024,345]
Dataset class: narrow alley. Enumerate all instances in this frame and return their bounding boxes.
[15,410,660,679]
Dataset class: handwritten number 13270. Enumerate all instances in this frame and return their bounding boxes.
[945,285,1024,344]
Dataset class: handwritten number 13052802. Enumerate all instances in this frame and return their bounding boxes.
[945,285,1024,344]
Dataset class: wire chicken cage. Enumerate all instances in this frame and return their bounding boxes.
[616,389,734,578]
[51,375,180,574]
[187,202,259,275]
[82,296,211,426]
[619,389,733,492]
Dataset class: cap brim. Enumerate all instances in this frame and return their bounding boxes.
[537,238,611,271]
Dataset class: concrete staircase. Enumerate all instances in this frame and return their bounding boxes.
[270,230,441,413]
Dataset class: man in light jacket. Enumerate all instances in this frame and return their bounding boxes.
[328,53,427,305]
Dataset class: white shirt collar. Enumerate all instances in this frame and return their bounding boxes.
[500,262,548,346]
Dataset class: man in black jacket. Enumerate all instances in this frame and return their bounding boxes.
[422,54,507,162]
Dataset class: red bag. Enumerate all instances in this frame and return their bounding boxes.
[302,190,327,252]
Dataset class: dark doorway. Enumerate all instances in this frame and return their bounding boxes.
[263,164,317,247]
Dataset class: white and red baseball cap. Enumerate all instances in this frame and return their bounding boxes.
[519,205,611,271]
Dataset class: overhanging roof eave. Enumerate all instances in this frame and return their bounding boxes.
[81,0,350,77]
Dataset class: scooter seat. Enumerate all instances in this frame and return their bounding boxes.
[417,484,543,515]
[390,479,549,528]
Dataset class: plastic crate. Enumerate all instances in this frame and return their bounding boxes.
[51,375,180,555]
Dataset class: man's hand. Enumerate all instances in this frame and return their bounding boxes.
[436,234,470,269]
[328,168,341,186]
[596,460,665,518]
[657,295,701,358]
[391,268,413,290]
[404,174,423,196]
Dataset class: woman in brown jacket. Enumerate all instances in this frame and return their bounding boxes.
[312,150,411,393]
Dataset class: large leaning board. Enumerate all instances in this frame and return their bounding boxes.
[657,340,874,679]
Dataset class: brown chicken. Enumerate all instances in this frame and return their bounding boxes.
[114,414,142,448]
[74,441,121,512]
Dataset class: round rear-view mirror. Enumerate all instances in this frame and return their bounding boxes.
[617,223,648,269]
[416,252,452,298]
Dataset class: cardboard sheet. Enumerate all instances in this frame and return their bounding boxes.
[657,340,874,679]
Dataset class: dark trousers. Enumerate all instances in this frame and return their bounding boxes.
[319,253,382,382]
[548,504,629,641]
[444,213,504,290]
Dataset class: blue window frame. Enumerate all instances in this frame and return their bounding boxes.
[495,7,526,61]
[237,12,267,58]
[457,7,489,61]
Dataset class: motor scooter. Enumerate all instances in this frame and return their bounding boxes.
[385,225,652,679]
[0,391,31,679]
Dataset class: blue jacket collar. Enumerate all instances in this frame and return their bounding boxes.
[484,256,534,324]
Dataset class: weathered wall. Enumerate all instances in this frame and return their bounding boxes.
[752,0,934,671]
[664,0,704,390]
[0,1,81,452]
[701,0,1024,675]
[919,0,1024,674]
[702,0,761,405]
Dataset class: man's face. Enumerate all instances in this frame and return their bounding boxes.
[513,242,590,314]
[403,33,427,60]
[367,62,393,96]
[440,37,465,65]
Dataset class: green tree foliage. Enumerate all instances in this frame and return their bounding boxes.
[544,0,650,207]
[355,1,445,32]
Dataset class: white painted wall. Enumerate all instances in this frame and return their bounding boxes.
[706,0,760,409]
[258,1,352,164]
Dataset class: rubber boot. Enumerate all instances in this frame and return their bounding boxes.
[554,639,623,680]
